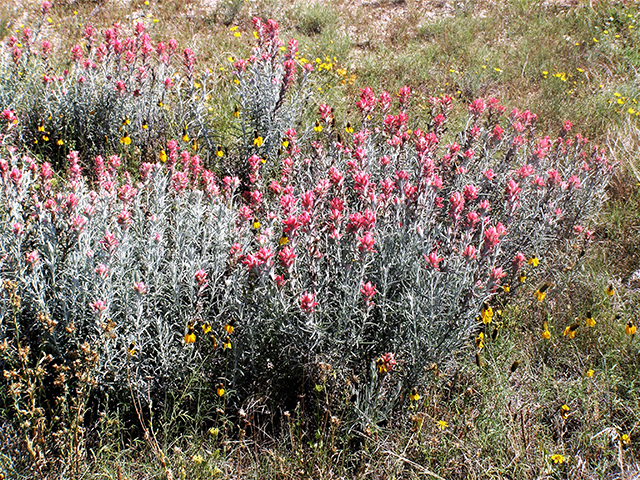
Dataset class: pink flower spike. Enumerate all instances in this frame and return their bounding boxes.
[380,352,396,372]
[195,269,208,286]
[299,291,319,313]
[462,244,477,260]
[26,250,39,265]
[133,282,147,294]
[424,251,442,270]
[360,281,377,305]
[91,299,107,313]
[95,263,108,277]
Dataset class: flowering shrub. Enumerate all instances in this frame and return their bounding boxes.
[0,86,613,409]
[0,13,312,178]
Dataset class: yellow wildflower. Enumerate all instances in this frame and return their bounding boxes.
[560,404,570,419]
[217,384,225,397]
[480,303,493,325]
[586,312,596,327]
[528,257,539,267]
[534,283,550,302]
[409,388,420,402]
[550,454,565,464]
[606,284,615,296]
[185,323,196,343]
[626,320,636,336]
[202,322,212,334]
[586,369,594,378]
[436,420,448,431]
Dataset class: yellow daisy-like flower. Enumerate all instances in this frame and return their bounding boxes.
[216,146,223,157]
[502,285,510,293]
[217,384,225,397]
[534,283,550,302]
[560,404,570,419]
[253,134,263,147]
[282,139,289,148]
[550,454,565,464]
[409,388,420,402]
[586,312,596,327]
[159,150,167,163]
[621,433,630,445]
[606,284,615,296]
[480,303,493,325]
[224,323,235,335]
[314,120,323,132]
[585,369,594,377]
[233,105,240,118]
[252,220,261,230]
[223,336,232,349]
[436,420,448,431]
[56,139,64,146]
[626,320,636,336]
[120,135,131,145]
[563,323,579,339]
[528,257,539,267]
[518,273,527,283]
[127,342,136,356]
[184,330,196,343]
[376,357,387,374]
[475,331,484,349]
[345,122,353,134]
[279,236,289,246]
[542,329,551,340]
[202,322,212,334]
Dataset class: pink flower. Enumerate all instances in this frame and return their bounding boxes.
[91,299,106,313]
[463,184,478,201]
[26,250,39,264]
[279,246,296,269]
[9,168,22,186]
[379,352,396,372]
[299,291,318,313]
[462,244,477,260]
[12,222,23,236]
[195,269,208,286]
[133,282,147,294]
[360,281,377,305]
[512,252,526,270]
[358,231,376,253]
[100,231,119,252]
[95,263,108,277]
[483,169,495,181]
[424,251,442,270]
[469,98,485,117]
